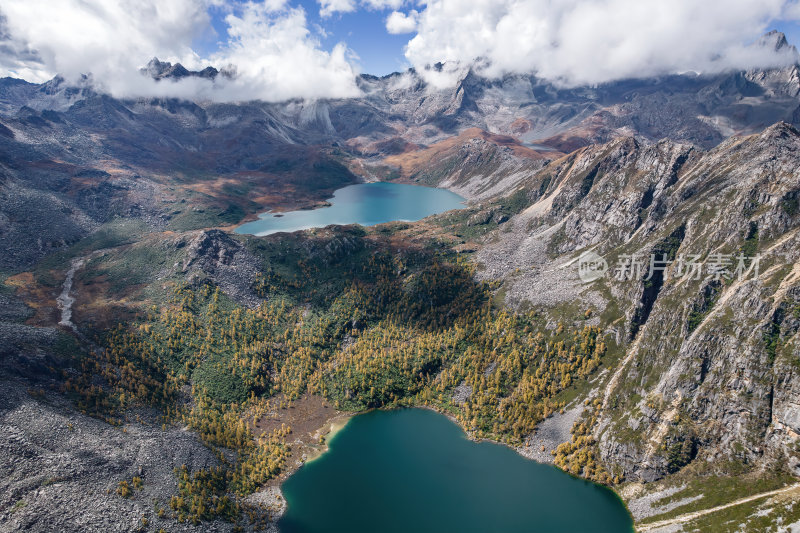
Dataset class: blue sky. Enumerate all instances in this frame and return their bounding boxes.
[199,0,411,76]
[772,19,800,48]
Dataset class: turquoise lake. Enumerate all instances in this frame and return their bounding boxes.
[279,408,634,533]
[235,182,466,236]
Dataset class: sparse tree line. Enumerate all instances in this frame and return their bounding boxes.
[62,244,612,526]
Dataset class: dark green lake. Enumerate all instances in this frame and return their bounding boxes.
[279,408,634,533]
[235,182,465,236]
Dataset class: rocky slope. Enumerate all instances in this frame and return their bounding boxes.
[0,379,235,533]
[0,255,240,532]
[472,122,800,487]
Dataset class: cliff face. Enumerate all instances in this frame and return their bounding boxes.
[596,125,800,482]
[475,122,800,482]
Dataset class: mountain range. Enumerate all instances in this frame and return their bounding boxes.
[1,32,800,532]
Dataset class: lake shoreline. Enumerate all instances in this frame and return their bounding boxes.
[415,403,635,526]
[416,403,565,466]
[234,182,466,237]
[276,406,635,533]
[261,401,632,530]
[247,394,354,522]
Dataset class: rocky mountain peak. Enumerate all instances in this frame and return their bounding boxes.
[181,230,262,308]
[760,30,793,52]
[756,30,800,64]
[760,119,800,137]
[143,57,219,81]
[741,121,800,151]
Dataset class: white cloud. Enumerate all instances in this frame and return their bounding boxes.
[405,0,800,88]
[318,0,357,18]
[2,0,799,101]
[261,0,290,10]
[0,0,362,102]
[0,0,208,84]
[211,2,361,101]
[386,10,418,34]
[318,0,405,18]
[363,0,406,10]
[783,0,800,18]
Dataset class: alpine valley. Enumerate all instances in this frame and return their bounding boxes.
[2,31,800,533]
